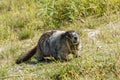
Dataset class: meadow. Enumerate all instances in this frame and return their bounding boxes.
[0,0,120,80]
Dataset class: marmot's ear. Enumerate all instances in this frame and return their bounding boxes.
[64,31,71,38]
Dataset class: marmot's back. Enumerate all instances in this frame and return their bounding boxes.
[16,30,58,64]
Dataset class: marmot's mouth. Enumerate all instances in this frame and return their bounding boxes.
[73,41,79,44]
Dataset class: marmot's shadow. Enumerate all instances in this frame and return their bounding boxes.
[25,58,55,65]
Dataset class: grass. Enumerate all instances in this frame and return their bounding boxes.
[0,0,120,80]
[18,29,34,40]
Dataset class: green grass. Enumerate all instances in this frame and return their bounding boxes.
[18,29,34,40]
[0,0,120,80]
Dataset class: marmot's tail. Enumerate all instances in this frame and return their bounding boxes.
[16,46,37,64]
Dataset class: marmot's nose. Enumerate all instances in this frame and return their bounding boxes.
[74,37,77,40]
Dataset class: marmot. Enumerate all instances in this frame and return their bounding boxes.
[16,30,81,64]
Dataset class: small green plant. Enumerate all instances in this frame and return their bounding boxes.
[0,27,9,40]
[0,0,11,12]
[52,64,80,80]
[18,29,34,40]
[38,0,79,29]
[85,20,97,29]
[7,14,29,29]
[0,67,8,78]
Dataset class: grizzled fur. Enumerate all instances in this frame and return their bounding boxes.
[16,30,81,64]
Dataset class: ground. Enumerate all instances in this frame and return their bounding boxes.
[0,19,120,80]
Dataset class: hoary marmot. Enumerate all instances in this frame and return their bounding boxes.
[16,30,81,64]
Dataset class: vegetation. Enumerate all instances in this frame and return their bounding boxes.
[0,0,120,80]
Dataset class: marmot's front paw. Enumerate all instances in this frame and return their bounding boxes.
[67,54,73,60]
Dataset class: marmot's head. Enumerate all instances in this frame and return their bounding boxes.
[65,30,80,44]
